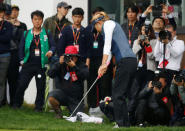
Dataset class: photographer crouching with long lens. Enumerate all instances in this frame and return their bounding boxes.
[47,46,89,118]
[170,69,185,126]
[133,21,157,90]
[135,71,171,126]
[154,24,185,85]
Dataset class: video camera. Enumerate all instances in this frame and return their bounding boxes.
[152,0,166,17]
[64,54,72,63]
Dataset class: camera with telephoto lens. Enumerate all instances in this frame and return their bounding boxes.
[64,54,72,63]
[151,70,162,89]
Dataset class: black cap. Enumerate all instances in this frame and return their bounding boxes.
[57,2,72,9]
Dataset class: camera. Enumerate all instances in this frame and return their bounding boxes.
[152,0,166,17]
[64,54,72,63]
[159,30,172,41]
[139,35,146,41]
[152,80,162,89]
[174,70,185,83]
[152,5,163,17]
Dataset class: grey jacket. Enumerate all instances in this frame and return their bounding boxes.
[132,39,157,71]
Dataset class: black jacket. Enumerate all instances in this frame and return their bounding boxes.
[138,86,169,109]
[0,20,13,54]
[48,59,89,98]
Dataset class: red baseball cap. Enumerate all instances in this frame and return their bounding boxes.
[64,46,79,56]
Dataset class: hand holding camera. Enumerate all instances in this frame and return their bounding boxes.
[64,54,76,67]
[173,75,185,86]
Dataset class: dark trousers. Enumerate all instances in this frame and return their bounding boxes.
[87,57,112,108]
[136,99,171,125]
[49,89,84,116]
[7,50,19,106]
[0,55,10,105]
[112,57,137,127]
[14,63,46,109]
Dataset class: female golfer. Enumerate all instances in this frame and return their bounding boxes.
[91,12,137,127]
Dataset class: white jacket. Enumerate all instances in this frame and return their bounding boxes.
[154,37,185,71]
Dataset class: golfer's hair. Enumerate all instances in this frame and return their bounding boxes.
[91,11,110,23]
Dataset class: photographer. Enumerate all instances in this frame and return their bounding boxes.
[170,69,185,126]
[154,24,185,84]
[121,5,152,47]
[135,72,171,126]
[133,23,156,89]
[152,4,176,38]
[48,46,89,118]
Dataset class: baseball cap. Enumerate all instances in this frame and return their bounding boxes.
[11,5,19,11]
[57,2,72,9]
[64,46,79,56]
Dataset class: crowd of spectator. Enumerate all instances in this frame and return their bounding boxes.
[0,1,185,127]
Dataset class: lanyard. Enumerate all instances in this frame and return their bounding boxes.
[34,35,40,48]
[128,24,134,45]
[55,21,66,33]
[72,26,80,45]
[0,21,4,30]
[94,33,99,41]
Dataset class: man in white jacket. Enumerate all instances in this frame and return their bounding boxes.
[154,24,184,84]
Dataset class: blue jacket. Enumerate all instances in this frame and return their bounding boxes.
[0,21,13,54]
[85,24,104,58]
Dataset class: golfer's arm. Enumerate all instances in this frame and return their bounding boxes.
[102,20,115,65]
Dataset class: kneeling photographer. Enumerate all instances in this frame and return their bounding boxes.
[47,46,89,118]
[154,24,185,85]
[170,69,185,126]
[135,71,171,126]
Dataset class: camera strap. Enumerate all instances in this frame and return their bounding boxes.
[128,24,134,45]
[0,20,4,31]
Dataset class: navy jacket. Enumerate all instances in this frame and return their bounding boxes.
[85,24,104,59]
[0,21,13,54]
[57,25,87,60]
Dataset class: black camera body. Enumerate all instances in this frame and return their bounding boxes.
[152,80,162,89]
[152,5,163,17]
[159,30,172,41]
[174,70,185,83]
[174,75,184,83]
[152,0,166,17]
[64,54,72,63]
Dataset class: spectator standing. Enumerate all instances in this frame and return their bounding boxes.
[13,10,56,111]
[43,1,72,45]
[0,3,12,107]
[58,7,87,63]
[6,5,27,106]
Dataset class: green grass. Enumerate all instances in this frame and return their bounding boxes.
[0,105,185,131]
